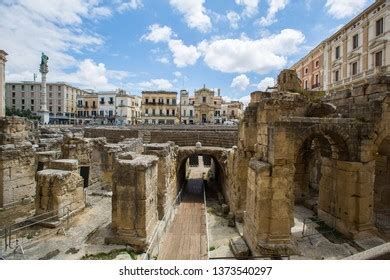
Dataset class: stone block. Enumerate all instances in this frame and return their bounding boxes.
[50,159,79,171]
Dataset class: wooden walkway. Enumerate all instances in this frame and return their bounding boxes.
[158,177,208,260]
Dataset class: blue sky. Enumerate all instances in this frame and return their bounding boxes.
[0,0,374,103]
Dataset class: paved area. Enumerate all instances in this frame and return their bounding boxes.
[158,159,208,260]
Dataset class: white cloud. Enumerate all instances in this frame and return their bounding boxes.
[142,24,174,43]
[227,11,241,29]
[157,57,170,64]
[239,95,251,107]
[174,71,182,77]
[325,0,368,19]
[169,0,212,33]
[231,74,250,91]
[0,1,124,91]
[235,0,260,17]
[198,29,305,73]
[168,40,201,68]
[257,77,275,91]
[138,79,174,90]
[116,0,143,13]
[259,0,289,26]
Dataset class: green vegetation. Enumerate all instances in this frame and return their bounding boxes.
[209,246,216,251]
[6,107,40,120]
[81,248,137,260]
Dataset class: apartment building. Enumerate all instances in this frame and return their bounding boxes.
[221,101,244,123]
[141,91,178,125]
[292,0,390,94]
[291,43,325,91]
[5,82,89,123]
[179,90,195,124]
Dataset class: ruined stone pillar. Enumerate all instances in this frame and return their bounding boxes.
[318,158,376,238]
[107,153,158,250]
[143,142,177,220]
[35,159,85,221]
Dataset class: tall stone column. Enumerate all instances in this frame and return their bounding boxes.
[38,52,50,124]
[0,50,7,118]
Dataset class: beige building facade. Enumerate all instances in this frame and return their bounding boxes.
[6,82,89,123]
[193,87,222,124]
[142,91,178,125]
[0,50,7,118]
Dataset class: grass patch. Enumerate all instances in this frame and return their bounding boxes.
[81,248,137,260]
[209,246,216,251]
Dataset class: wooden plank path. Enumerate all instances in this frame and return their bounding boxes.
[158,177,208,260]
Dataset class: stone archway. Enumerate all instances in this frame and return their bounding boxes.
[176,147,228,196]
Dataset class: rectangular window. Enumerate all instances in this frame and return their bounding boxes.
[49,106,52,112]
[376,18,384,36]
[166,99,170,105]
[12,92,15,97]
[31,99,34,104]
[172,109,175,116]
[184,109,186,116]
[30,85,34,91]
[145,108,148,114]
[31,106,34,111]
[12,85,15,90]
[100,110,104,116]
[315,60,319,68]
[202,96,206,103]
[12,99,15,104]
[352,34,359,50]
[166,109,169,115]
[160,109,163,116]
[375,51,383,67]
[335,70,340,82]
[172,99,176,105]
[58,106,61,112]
[335,46,340,59]
[352,61,358,75]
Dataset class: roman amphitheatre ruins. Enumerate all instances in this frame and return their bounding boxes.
[0,70,389,260]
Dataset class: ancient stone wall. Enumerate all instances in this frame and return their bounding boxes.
[35,159,85,219]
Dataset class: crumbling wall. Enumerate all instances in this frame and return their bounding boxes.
[35,159,85,219]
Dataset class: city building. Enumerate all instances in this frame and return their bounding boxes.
[141,91,178,125]
[292,0,390,94]
[179,90,195,124]
[76,91,98,124]
[193,86,222,124]
[116,91,141,125]
[291,43,325,91]
[0,50,7,118]
[5,81,89,123]
[221,101,244,123]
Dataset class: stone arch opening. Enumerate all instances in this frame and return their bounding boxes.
[292,127,352,237]
[374,135,390,232]
[176,153,225,196]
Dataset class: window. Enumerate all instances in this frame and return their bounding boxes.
[12,99,15,104]
[30,85,34,91]
[304,80,308,89]
[21,85,25,91]
[375,51,383,67]
[172,109,175,116]
[109,97,114,104]
[352,61,358,75]
[335,46,340,59]
[166,99,170,105]
[22,99,25,104]
[335,70,340,82]
[202,96,206,103]
[12,92,15,98]
[190,110,193,117]
[49,106,52,112]
[58,86,61,91]
[100,111,104,116]
[305,68,308,74]
[352,34,359,50]
[109,110,113,117]
[145,98,148,104]
[145,109,148,114]
[160,109,163,116]
[172,99,176,105]
[49,85,52,91]
[31,99,34,104]
[184,110,187,116]
[376,18,384,36]
[315,60,319,68]
[166,109,169,115]
[12,85,15,90]
[152,109,155,116]
[31,106,34,111]
[58,106,61,112]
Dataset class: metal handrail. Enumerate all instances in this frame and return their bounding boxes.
[0,202,77,256]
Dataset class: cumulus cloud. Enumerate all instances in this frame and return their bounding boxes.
[259,0,289,26]
[142,24,174,43]
[116,0,143,13]
[168,40,201,68]
[138,79,174,90]
[0,1,126,90]
[227,11,241,29]
[257,77,275,91]
[198,29,305,73]
[231,74,250,91]
[157,56,170,64]
[235,0,260,17]
[239,95,251,107]
[169,0,212,33]
[325,0,368,19]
